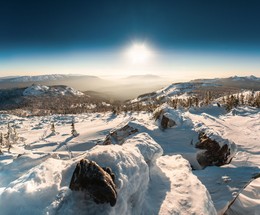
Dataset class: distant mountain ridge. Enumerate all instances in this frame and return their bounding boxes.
[0,74,99,83]
[192,75,260,83]
[0,74,259,101]
[0,74,106,92]
[132,75,260,103]
[0,74,171,100]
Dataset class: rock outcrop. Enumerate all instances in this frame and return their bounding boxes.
[103,124,138,145]
[160,113,177,129]
[196,132,232,168]
[153,104,186,130]
[69,159,117,206]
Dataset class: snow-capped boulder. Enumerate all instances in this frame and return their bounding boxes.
[69,159,117,206]
[82,137,151,214]
[103,123,139,145]
[195,130,236,168]
[160,113,176,129]
[153,104,189,129]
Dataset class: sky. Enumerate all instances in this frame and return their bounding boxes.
[0,0,260,80]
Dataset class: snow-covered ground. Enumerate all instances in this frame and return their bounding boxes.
[0,105,259,215]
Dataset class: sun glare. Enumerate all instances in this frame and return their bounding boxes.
[126,43,152,64]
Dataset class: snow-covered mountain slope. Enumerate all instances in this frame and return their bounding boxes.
[132,75,260,104]
[192,75,260,83]
[23,84,84,96]
[230,75,260,82]
[132,82,218,103]
[0,105,259,214]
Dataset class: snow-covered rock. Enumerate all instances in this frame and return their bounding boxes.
[153,104,191,129]
[72,135,153,215]
[193,122,237,168]
[103,122,139,145]
[123,133,163,165]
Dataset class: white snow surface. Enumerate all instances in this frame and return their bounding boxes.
[0,105,260,215]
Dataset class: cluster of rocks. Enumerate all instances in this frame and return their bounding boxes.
[196,132,232,168]
[69,105,236,208]
[69,159,117,207]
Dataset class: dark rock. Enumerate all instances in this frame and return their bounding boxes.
[103,124,138,145]
[161,115,169,129]
[196,132,231,168]
[161,114,176,130]
[69,159,117,206]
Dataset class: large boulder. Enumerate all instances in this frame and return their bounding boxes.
[196,132,233,168]
[69,159,117,206]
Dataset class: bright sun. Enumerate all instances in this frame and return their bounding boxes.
[126,43,152,64]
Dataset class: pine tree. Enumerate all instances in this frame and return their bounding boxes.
[240,93,245,105]
[204,91,213,106]
[50,122,56,134]
[248,91,254,106]
[12,126,19,144]
[71,122,78,137]
[4,123,12,150]
[195,97,199,107]
[0,132,3,146]
[253,92,260,107]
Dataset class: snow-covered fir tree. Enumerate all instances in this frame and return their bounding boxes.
[71,122,78,137]
[50,122,56,134]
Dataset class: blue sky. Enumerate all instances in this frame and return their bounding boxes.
[0,0,260,79]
